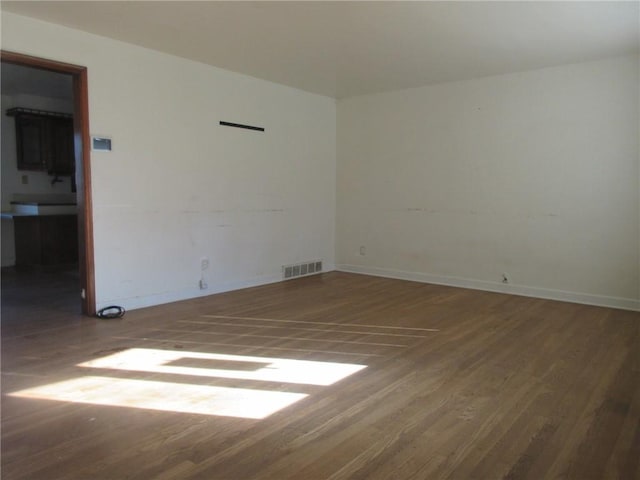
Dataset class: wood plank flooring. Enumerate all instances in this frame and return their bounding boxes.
[1,271,639,479]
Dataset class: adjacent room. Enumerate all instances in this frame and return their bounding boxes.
[1,2,638,479]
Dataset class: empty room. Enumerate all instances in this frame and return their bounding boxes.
[1,2,638,479]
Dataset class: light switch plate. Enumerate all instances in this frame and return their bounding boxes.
[91,136,112,152]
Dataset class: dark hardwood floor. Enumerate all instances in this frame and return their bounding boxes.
[1,272,638,479]
[1,267,82,328]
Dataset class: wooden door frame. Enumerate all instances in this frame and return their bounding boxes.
[1,50,96,316]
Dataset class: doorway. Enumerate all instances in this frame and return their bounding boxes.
[1,51,95,317]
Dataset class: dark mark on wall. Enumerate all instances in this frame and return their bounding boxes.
[220,121,264,132]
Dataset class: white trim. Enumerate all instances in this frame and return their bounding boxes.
[97,264,336,312]
[336,264,640,312]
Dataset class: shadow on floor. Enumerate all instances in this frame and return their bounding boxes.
[1,267,82,332]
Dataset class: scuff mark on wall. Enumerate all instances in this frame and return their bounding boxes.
[397,207,560,219]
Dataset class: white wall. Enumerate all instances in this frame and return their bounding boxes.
[3,13,637,312]
[1,12,337,310]
[337,55,639,310]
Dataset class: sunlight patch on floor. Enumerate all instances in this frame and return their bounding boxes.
[78,348,367,386]
[9,348,367,419]
[9,376,307,418]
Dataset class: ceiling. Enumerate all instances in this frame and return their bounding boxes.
[2,1,638,99]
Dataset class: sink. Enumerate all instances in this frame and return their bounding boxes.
[11,203,77,215]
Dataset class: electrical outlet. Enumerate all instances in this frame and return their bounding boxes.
[201,257,209,270]
[21,175,28,185]
[359,246,366,256]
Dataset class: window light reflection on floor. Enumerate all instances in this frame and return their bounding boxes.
[9,349,367,419]
[77,348,367,386]
[10,376,307,419]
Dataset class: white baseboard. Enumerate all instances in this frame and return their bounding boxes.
[96,263,336,312]
[336,264,640,312]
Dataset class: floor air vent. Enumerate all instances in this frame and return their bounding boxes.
[283,260,322,279]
